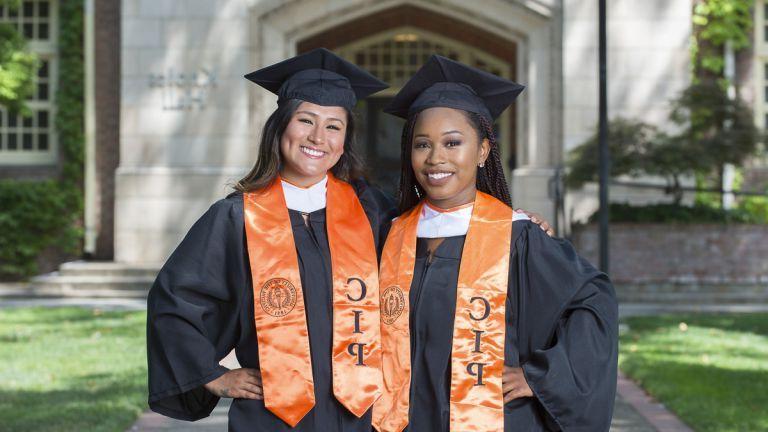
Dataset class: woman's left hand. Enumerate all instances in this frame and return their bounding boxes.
[502,365,533,403]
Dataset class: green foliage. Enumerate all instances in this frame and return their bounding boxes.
[620,313,768,431]
[0,11,38,114]
[566,118,663,188]
[0,307,148,431]
[588,202,766,224]
[567,81,764,206]
[736,195,768,221]
[693,0,754,75]
[670,81,762,169]
[56,0,85,187]
[0,2,84,279]
[693,1,753,48]
[0,180,81,278]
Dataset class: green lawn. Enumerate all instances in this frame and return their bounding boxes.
[2,307,767,431]
[0,307,148,432]
[620,313,768,432]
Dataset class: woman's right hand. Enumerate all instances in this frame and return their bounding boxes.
[204,368,263,399]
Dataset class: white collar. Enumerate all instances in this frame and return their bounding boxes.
[281,175,327,213]
[417,202,474,238]
[416,201,531,238]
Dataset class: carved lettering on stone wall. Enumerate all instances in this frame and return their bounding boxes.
[148,68,218,110]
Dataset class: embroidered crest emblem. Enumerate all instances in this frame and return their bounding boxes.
[260,278,298,317]
[381,285,405,325]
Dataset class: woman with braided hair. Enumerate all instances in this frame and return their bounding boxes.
[373,55,619,432]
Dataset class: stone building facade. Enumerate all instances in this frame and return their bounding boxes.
[1,0,720,265]
[112,0,695,264]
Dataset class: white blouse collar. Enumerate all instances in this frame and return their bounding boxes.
[281,175,327,213]
[416,202,474,238]
[416,201,531,238]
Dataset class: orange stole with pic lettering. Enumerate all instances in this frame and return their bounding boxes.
[244,174,383,427]
[373,191,512,432]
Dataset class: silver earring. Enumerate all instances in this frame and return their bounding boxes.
[414,185,421,199]
[478,162,485,168]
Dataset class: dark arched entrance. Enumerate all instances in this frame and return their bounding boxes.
[298,5,518,194]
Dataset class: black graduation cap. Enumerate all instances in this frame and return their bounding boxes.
[385,55,525,120]
[244,48,388,111]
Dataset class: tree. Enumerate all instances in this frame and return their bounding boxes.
[567,83,763,205]
[567,118,662,186]
[669,81,762,180]
[692,0,753,78]
[0,0,38,114]
[569,1,763,207]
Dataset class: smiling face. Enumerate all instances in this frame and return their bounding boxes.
[410,107,490,209]
[279,101,348,187]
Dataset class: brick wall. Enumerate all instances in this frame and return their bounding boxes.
[572,223,768,284]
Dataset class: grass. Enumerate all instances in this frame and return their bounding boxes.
[2,307,766,431]
[620,313,768,432]
[0,307,148,432]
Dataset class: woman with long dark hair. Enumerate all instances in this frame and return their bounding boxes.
[146,48,396,431]
[373,56,619,431]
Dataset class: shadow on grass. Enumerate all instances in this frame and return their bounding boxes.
[623,313,768,337]
[0,307,145,326]
[0,308,146,344]
[622,359,768,432]
[621,343,768,365]
[0,369,147,432]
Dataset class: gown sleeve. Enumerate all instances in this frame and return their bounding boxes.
[351,178,398,255]
[146,194,249,421]
[512,222,619,432]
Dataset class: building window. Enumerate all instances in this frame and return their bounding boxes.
[764,3,768,42]
[337,28,508,92]
[764,63,768,127]
[0,0,57,166]
[0,0,51,41]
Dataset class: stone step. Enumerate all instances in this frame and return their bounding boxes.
[616,282,768,294]
[617,291,768,304]
[58,260,161,278]
[27,273,154,298]
[615,283,768,303]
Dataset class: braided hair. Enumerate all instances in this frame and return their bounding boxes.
[396,109,512,214]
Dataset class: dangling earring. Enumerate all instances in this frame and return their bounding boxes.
[414,185,421,199]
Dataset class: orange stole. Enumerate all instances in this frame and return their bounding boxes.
[244,174,383,427]
[373,192,512,432]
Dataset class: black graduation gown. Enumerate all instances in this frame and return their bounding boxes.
[146,180,396,431]
[405,220,618,432]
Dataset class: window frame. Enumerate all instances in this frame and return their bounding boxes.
[0,0,59,166]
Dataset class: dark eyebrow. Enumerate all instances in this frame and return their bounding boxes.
[413,130,463,139]
[442,130,463,136]
[296,110,345,125]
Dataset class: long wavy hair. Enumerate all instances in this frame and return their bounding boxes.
[396,109,511,214]
[235,99,365,192]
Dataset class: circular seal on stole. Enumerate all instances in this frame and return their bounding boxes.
[260,278,298,317]
[381,285,405,325]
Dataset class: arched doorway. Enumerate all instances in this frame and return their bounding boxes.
[297,5,518,194]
